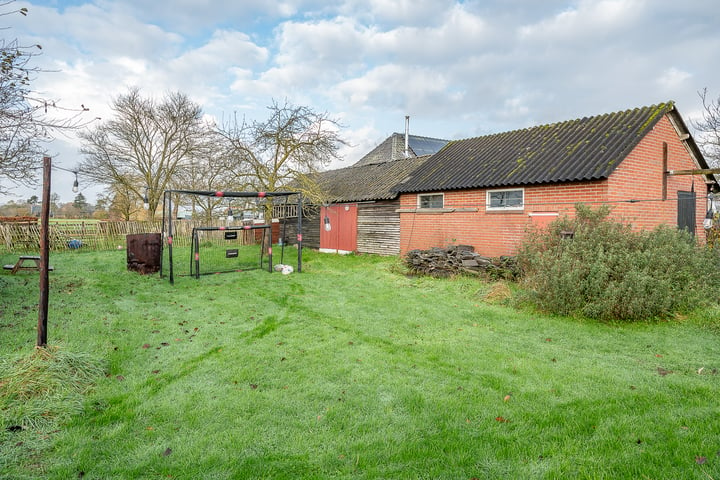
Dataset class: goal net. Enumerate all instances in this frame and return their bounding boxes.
[190,225,271,277]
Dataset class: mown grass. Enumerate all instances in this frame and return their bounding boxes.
[1,248,719,479]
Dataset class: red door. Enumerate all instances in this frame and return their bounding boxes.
[320,204,357,253]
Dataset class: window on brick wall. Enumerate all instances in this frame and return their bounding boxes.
[487,188,524,211]
[418,193,444,209]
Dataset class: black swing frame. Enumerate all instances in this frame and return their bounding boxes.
[160,189,303,284]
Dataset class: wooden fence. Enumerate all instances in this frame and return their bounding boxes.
[0,220,261,253]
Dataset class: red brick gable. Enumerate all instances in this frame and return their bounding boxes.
[606,114,705,232]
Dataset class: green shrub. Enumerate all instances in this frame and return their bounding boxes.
[517,204,720,321]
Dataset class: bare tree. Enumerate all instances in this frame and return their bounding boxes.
[79,87,211,220]
[217,99,347,218]
[103,183,139,221]
[691,88,720,168]
[169,132,250,222]
[0,1,91,193]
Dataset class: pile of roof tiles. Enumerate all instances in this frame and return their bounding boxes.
[404,245,518,279]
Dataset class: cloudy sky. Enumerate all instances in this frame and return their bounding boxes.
[3,0,720,203]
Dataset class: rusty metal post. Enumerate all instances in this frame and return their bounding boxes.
[37,156,51,347]
[296,194,302,273]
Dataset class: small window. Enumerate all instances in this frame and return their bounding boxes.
[487,189,524,211]
[418,193,444,209]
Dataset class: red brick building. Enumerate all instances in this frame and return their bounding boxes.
[393,102,716,257]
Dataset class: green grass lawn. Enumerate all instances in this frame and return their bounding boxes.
[1,249,719,479]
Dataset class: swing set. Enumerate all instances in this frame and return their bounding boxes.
[160,190,303,284]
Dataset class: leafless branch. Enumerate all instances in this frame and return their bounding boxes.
[691,88,720,168]
[78,87,212,220]
[216,99,347,206]
[0,2,95,194]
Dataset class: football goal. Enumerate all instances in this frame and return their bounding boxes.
[160,189,303,284]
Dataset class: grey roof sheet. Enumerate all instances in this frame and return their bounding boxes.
[394,102,679,193]
[353,133,448,167]
[319,156,431,202]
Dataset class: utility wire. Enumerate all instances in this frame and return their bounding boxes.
[400,196,699,210]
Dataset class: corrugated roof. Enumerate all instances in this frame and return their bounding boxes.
[318,155,431,202]
[353,133,448,167]
[394,102,676,193]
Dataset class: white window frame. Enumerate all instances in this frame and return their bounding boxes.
[486,188,524,211]
[417,193,444,209]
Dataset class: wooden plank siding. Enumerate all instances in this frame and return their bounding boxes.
[280,206,320,250]
[357,200,400,255]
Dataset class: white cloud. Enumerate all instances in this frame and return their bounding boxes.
[274,16,369,69]
[174,30,268,69]
[163,30,269,108]
[335,64,452,110]
[502,97,531,120]
[657,67,692,90]
[88,0,303,34]
[17,2,183,58]
[519,0,647,42]
[337,0,455,26]
[366,4,493,64]
[34,59,117,120]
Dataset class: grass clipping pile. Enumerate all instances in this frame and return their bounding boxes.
[0,347,106,431]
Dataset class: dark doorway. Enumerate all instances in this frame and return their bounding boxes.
[677,191,696,235]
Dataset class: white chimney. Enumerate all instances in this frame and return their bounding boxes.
[404,115,410,158]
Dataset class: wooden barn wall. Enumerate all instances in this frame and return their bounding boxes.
[280,206,320,249]
[357,200,400,255]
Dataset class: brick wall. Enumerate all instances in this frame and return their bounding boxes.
[399,115,708,257]
[606,115,706,233]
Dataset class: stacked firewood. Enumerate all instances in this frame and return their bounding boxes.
[404,245,518,279]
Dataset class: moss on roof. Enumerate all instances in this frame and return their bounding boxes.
[394,102,682,193]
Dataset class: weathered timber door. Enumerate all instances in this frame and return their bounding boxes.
[320,204,357,253]
[677,191,696,236]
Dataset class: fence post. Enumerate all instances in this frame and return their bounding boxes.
[37,157,51,347]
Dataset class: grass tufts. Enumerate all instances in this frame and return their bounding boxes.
[482,281,513,304]
[0,346,106,430]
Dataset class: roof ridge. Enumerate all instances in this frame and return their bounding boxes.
[323,153,432,174]
[390,132,450,142]
[450,101,675,144]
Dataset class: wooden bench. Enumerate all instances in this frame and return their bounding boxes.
[3,256,54,274]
